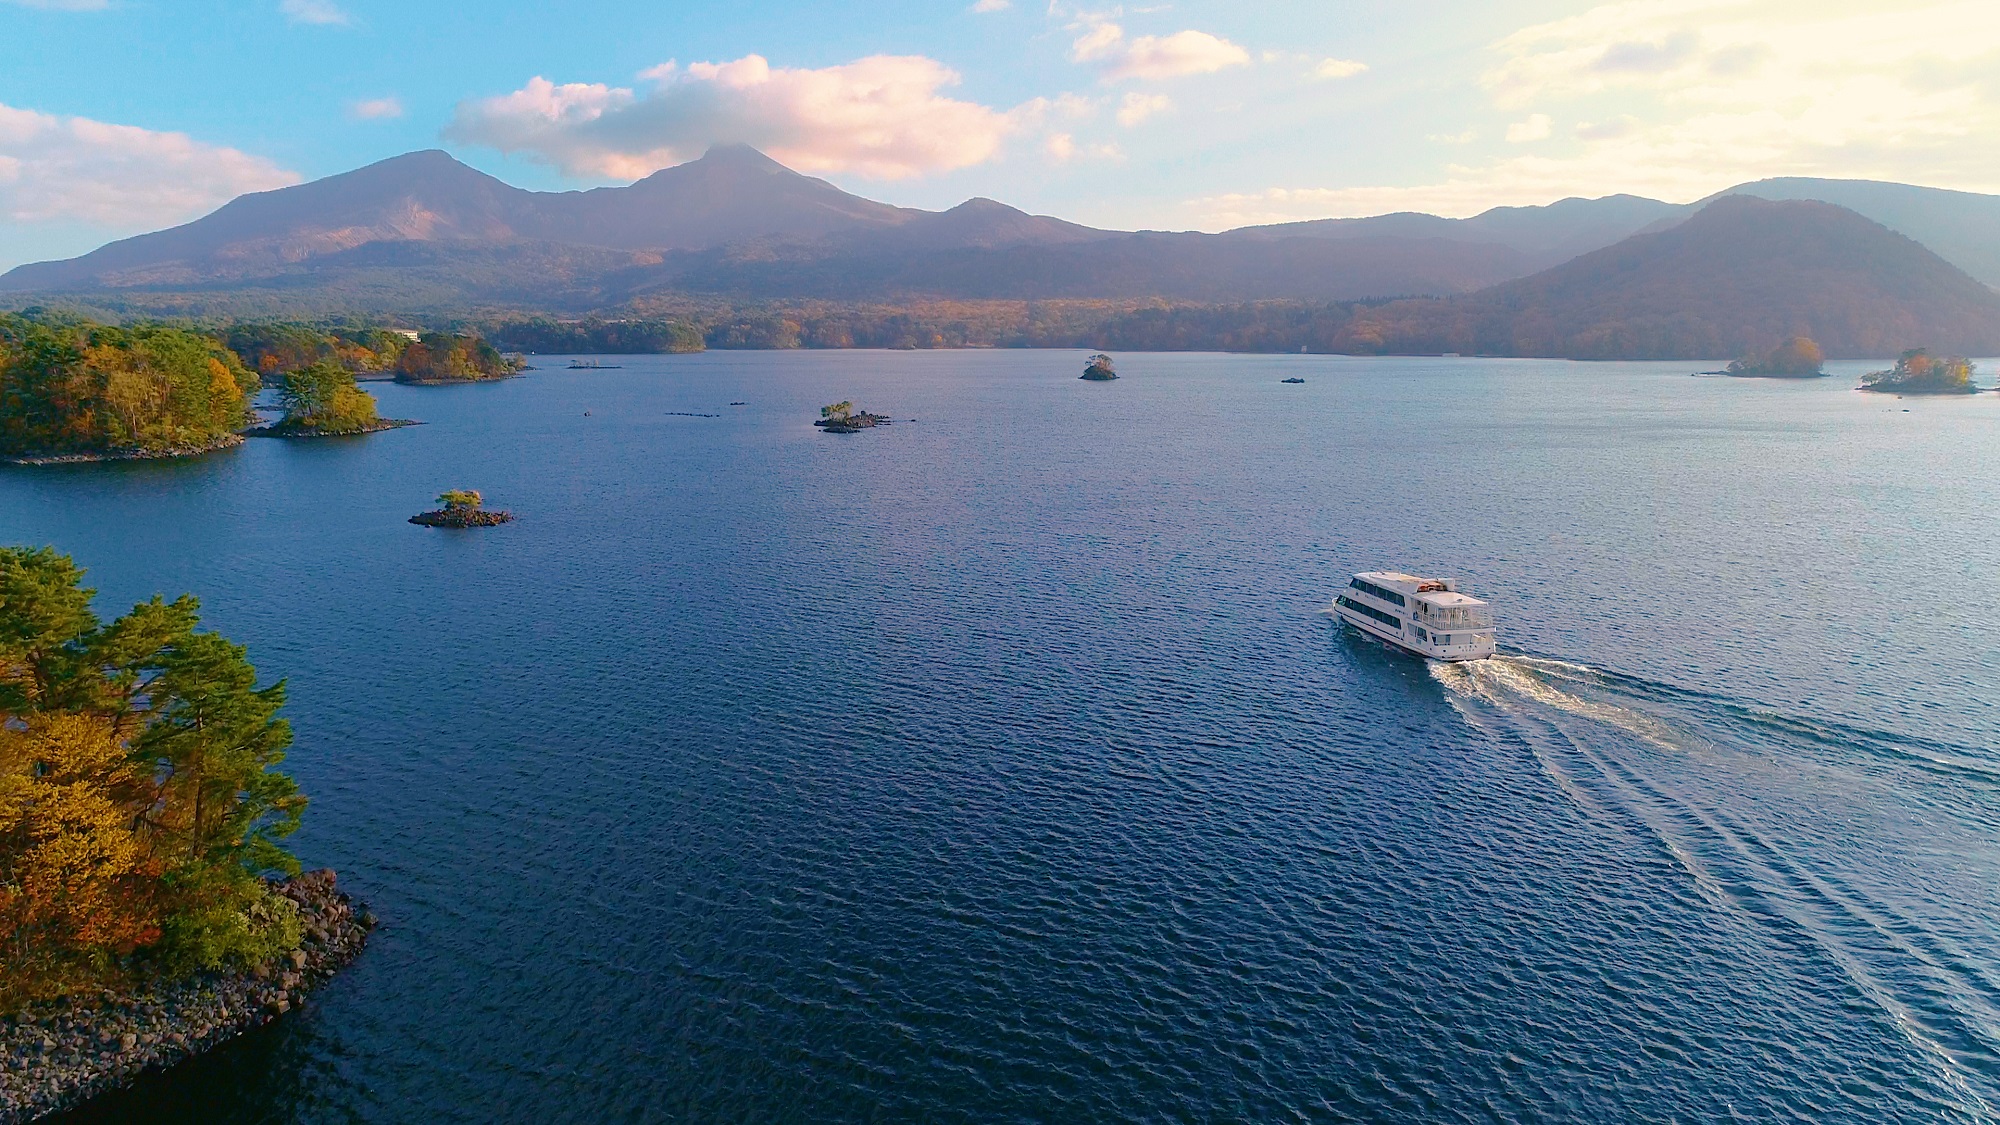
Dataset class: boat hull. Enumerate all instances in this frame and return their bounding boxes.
[1332,603,1495,662]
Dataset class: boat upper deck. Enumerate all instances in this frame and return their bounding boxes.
[1354,571,1490,608]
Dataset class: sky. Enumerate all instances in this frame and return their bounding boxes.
[2,0,1999,270]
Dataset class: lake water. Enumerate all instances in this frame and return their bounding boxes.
[10,351,2000,1123]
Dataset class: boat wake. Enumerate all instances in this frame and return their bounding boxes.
[1432,654,2000,1119]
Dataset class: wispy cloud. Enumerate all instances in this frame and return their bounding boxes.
[349,96,404,120]
[1190,0,2000,226]
[0,102,298,226]
[280,0,350,26]
[1115,92,1170,126]
[1070,22,1250,82]
[1314,58,1368,80]
[969,0,1010,11]
[447,54,1029,180]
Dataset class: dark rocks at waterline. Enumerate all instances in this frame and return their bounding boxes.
[410,507,515,527]
[0,870,373,1125]
[814,413,892,434]
[2,435,245,467]
[245,419,423,438]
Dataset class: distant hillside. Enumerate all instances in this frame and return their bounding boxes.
[1714,177,2000,288]
[1333,196,2000,359]
[1234,194,1688,272]
[0,146,1579,309]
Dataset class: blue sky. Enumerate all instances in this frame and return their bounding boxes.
[3,0,1998,270]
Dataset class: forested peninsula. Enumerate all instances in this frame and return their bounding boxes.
[0,548,370,1121]
[0,314,257,463]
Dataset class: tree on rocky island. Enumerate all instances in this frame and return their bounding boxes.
[0,547,304,1009]
[1862,348,1976,394]
[1726,337,1824,377]
[438,489,483,511]
[1082,353,1118,380]
[276,362,383,433]
[820,401,854,422]
[394,333,521,383]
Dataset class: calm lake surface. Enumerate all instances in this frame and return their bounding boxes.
[10,351,2000,1123]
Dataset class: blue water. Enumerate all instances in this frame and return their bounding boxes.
[10,351,2000,1122]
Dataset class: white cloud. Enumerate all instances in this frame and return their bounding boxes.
[969,0,1010,11]
[279,0,350,25]
[1070,22,1251,82]
[1045,132,1077,162]
[1505,113,1551,142]
[1574,114,1638,140]
[1116,92,1171,126]
[1314,58,1368,80]
[1191,0,2000,228]
[446,54,1022,180]
[0,102,299,227]
[1428,129,1477,144]
[350,96,403,120]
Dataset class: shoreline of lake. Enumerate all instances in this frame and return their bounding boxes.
[0,871,372,1125]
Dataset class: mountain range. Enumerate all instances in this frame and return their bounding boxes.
[5,145,1999,358]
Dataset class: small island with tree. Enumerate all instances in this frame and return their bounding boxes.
[813,401,892,433]
[1725,337,1826,378]
[0,547,371,1119]
[410,489,515,527]
[1081,353,1119,380]
[1859,348,1980,395]
[0,313,259,464]
[393,333,524,385]
[249,361,418,437]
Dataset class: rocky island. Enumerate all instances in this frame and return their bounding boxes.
[1081,353,1119,380]
[1859,348,1980,394]
[393,333,524,385]
[0,547,362,1122]
[248,361,418,437]
[0,314,258,465]
[1725,337,1826,378]
[814,401,892,433]
[411,489,515,527]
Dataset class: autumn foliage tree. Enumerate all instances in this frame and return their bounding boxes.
[1862,348,1977,393]
[276,361,383,433]
[0,546,304,1010]
[0,315,257,457]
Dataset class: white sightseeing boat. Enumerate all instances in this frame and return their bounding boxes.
[1331,571,1496,661]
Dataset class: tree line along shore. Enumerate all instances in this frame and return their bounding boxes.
[0,313,517,461]
[2,309,1989,463]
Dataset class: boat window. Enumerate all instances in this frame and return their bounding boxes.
[1336,595,1404,630]
[1349,578,1407,607]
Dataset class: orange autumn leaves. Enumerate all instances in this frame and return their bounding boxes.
[0,715,164,997]
[0,547,305,1010]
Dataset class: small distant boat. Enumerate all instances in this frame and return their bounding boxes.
[1281,377,1305,384]
[1331,571,1496,661]
[568,360,623,370]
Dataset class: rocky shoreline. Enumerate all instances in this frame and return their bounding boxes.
[410,507,514,527]
[814,412,891,433]
[246,419,422,438]
[2,434,246,467]
[0,870,373,1125]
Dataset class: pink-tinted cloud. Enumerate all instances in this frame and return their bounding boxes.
[1070,23,1251,82]
[0,102,298,226]
[446,54,1020,180]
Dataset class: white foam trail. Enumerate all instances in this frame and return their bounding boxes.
[1436,652,2000,1119]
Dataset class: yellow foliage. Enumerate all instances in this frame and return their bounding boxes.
[0,714,162,1006]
